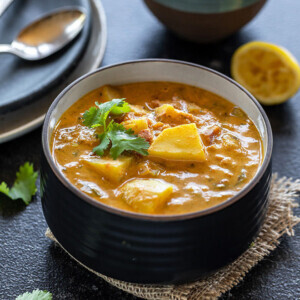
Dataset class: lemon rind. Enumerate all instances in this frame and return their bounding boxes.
[231,41,300,105]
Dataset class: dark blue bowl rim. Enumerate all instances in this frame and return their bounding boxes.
[42,59,273,221]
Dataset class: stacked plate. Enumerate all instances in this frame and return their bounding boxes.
[0,0,107,143]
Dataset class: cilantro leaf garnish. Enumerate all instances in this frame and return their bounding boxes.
[0,162,38,205]
[83,99,150,159]
[16,289,52,300]
[93,123,149,159]
[82,106,101,128]
[93,132,111,156]
[83,98,130,130]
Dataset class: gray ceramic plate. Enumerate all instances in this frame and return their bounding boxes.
[0,0,91,113]
[0,0,107,143]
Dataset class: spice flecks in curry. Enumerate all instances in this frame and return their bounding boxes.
[51,82,262,215]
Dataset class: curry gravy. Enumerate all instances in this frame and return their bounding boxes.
[51,82,263,215]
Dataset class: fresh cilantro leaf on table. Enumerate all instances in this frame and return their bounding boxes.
[0,162,38,205]
[93,123,149,159]
[83,98,130,130]
[0,182,10,196]
[16,289,52,300]
[83,99,150,159]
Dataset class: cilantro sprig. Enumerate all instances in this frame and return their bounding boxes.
[16,289,52,300]
[94,123,150,159]
[0,162,38,205]
[83,99,149,159]
[83,99,130,130]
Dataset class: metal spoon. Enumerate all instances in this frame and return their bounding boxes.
[0,7,86,61]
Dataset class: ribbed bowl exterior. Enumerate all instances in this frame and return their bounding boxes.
[41,151,272,284]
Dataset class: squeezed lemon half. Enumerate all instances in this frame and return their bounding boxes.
[231,41,300,105]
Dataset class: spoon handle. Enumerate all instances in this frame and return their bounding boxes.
[0,0,14,16]
[0,44,15,55]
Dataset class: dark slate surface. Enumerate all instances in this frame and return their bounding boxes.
[0,0,299,299]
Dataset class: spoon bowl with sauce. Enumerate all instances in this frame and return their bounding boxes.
[0,7,86,61]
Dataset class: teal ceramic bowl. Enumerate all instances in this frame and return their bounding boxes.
[144,0,267,43]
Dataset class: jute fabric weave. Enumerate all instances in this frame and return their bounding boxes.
[46,174,300,299]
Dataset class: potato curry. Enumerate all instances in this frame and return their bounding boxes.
[51,82,263,215]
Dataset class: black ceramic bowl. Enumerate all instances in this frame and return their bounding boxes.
[41,59,272,284]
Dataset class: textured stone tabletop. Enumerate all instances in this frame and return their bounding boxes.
[0,0,299,299]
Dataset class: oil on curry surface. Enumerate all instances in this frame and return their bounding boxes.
[51,82,262,215]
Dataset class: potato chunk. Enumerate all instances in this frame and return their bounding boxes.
[121,118,149,134]
[120,179,173,213]
[187,102,202,114]
[155,104,176,116]
[101,85,121,101]
[129,104,148,116]
[148,123,205,161]
[83,157,132,183]
[155,104,195,124]
[222,134,240,149]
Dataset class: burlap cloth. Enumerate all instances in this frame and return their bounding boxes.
[46,174,300,300]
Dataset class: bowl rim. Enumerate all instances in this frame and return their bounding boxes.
[42,59,273,221]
